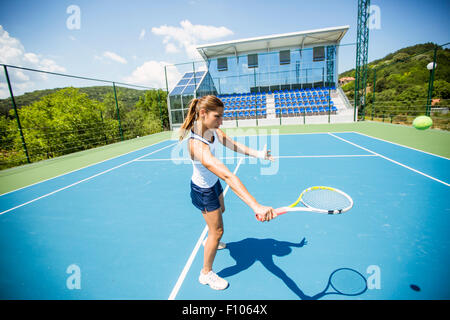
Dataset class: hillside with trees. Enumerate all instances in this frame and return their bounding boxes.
[339,42,450,128]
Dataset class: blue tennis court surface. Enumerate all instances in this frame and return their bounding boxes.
[1,132,449,300]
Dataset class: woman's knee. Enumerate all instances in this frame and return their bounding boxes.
[210,226,224,239]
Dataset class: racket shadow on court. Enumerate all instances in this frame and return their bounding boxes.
[217,237,367,300]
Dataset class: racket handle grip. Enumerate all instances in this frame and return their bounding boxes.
[255,208,287,222]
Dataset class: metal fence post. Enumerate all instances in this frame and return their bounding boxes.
[112,82,124,141]
[372,68,376,120]
[426,45,438,116]
[3,65,30,163]
[328,87,331,123]
[192,62,197,99]
[157,90,163,131]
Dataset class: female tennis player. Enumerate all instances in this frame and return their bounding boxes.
[179,95,275,290]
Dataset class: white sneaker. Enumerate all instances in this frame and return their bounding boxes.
[202,238,226,250]
[199,270,229,290]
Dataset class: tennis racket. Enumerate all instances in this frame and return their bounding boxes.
[256,186,353,221]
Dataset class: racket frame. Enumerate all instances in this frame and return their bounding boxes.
[274,186,353,217]
[256,186,353,221]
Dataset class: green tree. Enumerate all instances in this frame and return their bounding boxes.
[8,87,116,163]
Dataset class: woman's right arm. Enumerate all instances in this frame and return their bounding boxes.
[190,139,274,221]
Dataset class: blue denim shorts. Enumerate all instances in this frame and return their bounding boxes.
[190,179,224,212]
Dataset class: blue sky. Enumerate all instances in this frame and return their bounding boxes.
[0,0,449,97]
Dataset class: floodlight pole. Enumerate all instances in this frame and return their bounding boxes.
[354,0,371,121]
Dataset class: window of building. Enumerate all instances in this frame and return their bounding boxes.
[313,46,325,62]
[248,54,258,68]
[217,57,228,71]
[280,50,290,65]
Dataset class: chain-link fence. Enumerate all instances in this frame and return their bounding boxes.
[0,64,168,170]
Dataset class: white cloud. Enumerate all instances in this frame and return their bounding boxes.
[151,20,233,60]
[139,29,146,40]
[0,82,8,99]
[165,43,179,54]
[23,52,39,65]
[103,51,127,64]
[124,60,181,89]
[0,25,65,73]
[0,25,66,98]
[13,70,30,81]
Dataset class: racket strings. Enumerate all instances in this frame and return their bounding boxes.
[301,189,351,211]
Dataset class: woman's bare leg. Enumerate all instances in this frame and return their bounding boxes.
[201,207,223,273]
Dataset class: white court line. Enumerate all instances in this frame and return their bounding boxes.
[168,157,244,300]
[328,133,450,187]
[0,142,178,216]
[352,131,450,160]
[0,132,171,197]
[222,131,355,137]
[135,154,377,162]
[274,154,376,159]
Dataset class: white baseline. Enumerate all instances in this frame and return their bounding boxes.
[328,133,449,187]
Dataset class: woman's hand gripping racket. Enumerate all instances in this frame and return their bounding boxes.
[256,186,353,222]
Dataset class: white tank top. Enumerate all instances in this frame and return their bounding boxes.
[190,129,219,188]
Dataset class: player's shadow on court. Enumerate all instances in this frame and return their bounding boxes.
[218,237,368,300]
[217,237,310,299]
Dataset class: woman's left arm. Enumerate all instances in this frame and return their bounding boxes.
[216,128,274,161]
